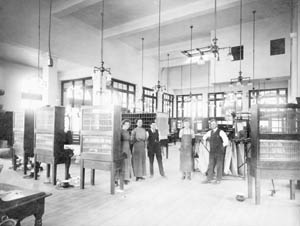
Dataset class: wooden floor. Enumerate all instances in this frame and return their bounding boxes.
[1,144,300,226]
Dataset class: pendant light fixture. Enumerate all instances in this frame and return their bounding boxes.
[188,25,193,101]
[166,53,170,93]
[180,65,183,95]
[48,0,53,67]
[93,0,112,96]
[229,0,251,86]
[38,0,41,77]
[252,10,256,90]
[136,37,145,111]
[181,0,231,62]
[153,0,166,93]
[178,65,183,113]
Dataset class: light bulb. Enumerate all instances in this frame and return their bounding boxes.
[198,55,205,65]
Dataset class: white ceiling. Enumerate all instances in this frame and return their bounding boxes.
[0,0,292,73]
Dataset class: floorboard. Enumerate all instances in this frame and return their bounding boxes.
[0,144,299,226]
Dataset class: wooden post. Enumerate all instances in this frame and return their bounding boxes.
[34,154,38,180]
[255,169,261,205]
[90,169,95,185]
[46,164,50,178]
[111,163,115,194]
[247,160,252,199]
[80,160,85,189]
[290,180,295,200]
[52,163,57,185]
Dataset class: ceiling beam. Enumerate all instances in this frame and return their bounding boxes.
[53,0,104,18]
[104,0,257,39]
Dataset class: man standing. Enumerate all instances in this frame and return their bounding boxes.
[147,122,166,178]
[202,119,229,184]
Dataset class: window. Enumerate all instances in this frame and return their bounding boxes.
[208,92,225,118]
[231,45,244,61]
[249,88,288,107]
[176,94,203,120]
[143,87,157,113]
[270,38,285,56]
[223,91,243,120]
[110,78,136,112]
[162,93,174,118]
[61,77,93,107]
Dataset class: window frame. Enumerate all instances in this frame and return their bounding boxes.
[61,77,93,107]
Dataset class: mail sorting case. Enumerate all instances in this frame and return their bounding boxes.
[34,106,66,185]
[248,104,300,204]
[80,105,124,194]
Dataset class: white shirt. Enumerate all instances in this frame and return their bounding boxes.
[202,128,229,147]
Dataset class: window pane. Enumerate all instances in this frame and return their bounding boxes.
[63,82,73,107]
[74,80,83,107]
[84,87,92,106]
[129,85,134,92]
[85,79,93,87]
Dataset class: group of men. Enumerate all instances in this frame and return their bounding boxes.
[147,119,229,184]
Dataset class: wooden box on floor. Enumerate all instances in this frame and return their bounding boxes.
[12,110,34,174]
[80,105,124,194]
[34,106,68,185]
[248,104,300,204]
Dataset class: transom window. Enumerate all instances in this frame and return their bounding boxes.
[110,78,136,112]
[177,94,203,119]
[162,93,174,118]
[208,92,225,118]
[143,87,157,113]
[61,77,93,107]
[249,88,287,107]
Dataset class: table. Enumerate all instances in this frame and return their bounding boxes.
[0,183,51,226]
[80,158,124,194]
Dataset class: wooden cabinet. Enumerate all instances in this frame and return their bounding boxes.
[12,110,34,174]
[0,111,13,147]
[34,106,67,185]
[248,104,300,204]
[80,105,123,194]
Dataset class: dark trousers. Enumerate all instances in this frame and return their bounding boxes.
[148,151,165,176]
[207,152,224,181]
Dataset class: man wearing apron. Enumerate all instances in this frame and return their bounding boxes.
[179,119,195,180]
[202,119,229,184]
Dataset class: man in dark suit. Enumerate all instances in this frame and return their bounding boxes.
[147,122,166,178]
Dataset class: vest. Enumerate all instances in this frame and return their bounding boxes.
[209,129,223,153]
[148,129,160,151]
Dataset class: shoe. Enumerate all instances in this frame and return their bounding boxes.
[214,180,221,184]
[161,174,167,178]
[202,180,212,184]
[139,177,145,180]
[115,181,119,187]
[124,180,130,185]
[181,176,185,180]
[136,177,139,181]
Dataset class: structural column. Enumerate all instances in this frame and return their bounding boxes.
[297,0,300,100]
[42,57,60,106]
[290,0,299,102]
